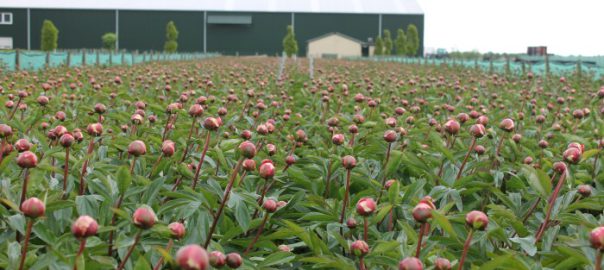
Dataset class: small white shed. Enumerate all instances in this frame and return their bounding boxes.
[307,32,365,59]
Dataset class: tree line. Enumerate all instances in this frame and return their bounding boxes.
[40,20,180,53]
[374,24,420,56]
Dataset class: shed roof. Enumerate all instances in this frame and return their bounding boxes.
[307,32,365,45]
[1,0,423,15]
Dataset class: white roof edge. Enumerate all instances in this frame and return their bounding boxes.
[0,0,424,14]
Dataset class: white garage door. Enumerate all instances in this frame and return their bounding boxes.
[0,37,13,49]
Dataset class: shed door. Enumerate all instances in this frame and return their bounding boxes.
[0,37,13,49]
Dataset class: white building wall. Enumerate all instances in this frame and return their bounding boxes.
[307,35,362,59]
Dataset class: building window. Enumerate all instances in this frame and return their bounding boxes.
[0,12,12,25]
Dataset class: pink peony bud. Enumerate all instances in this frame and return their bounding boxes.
[189,104,204,117]
[469,124,486,138]
[350,240,369,257]
[591,226,604,249]
[0,124,12,138]
[578,184,593,197]
[71,215,99,238]
[176,244,210,270]
[278,244,291,252]
[399,257,423,270]
[238,141,257,159]
[342,155,357,169]
[383,130,398,143]
[499,118,515,132]
[21,197,45,218]
[162,140,176,157]
[226,252,243,268]
[444,120,460,135]
[128,140,147,157]
[14,139,32,152]
[465,210,489,231]
[412,202,434,223]
[132,206,157,229]
[203,117,221,131]
[87,123,103,136]
[168,222,186,239]
[242,159,256,171]
[263,199,278,213]
[258,162,275,179]
[17,151,38,168]
[563,147,581,164]
[60,133,75,148]
[332,134,345,145]
[356,197,377,216]
[434,258,451,270]
[209,251,226,268]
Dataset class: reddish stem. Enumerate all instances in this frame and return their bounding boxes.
[73,238,87,270]
[243,212,270,255]
[148,154,163,178]
[458,229,474,270]
[107,194,124,256]
[596,249,602,270]
[152,239,173,270]
[116,230,142,270]
[535,172,566,242]
[324,159,333,198]
[19,169,30,210]
[179,118,198,162]
[191,131,212,189]
[79,138,96,195]
[130,156,138,175]
[363,217,368,242]
[359,257,366,270]
[339,168,352,236]
[63,147,70,199]
[18,219,33,270]
[161,114,172,142]
[204,158,243,248]
[415,223,426,258]
[456,137,476,181]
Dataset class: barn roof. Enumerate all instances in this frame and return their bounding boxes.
[307,32,365,44]
[1,0,423,15]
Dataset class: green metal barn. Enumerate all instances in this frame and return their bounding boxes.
[0,0,424,56]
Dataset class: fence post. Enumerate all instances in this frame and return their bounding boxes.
[109,51,113,65]
[505,55,510,75]
[545,53,550,77]
[489,58,494,74]
[45,51,50,69]
[576,60,582,79]
[15,49,20,71]
[96,50,100,66]
[82,50,87,66]
[143,51,147,62]
[521,61,526,75]
[122,50,125,65]
[66,51,71,67]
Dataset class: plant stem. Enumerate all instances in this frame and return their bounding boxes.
[596,249,602,270]
[456,137,476,181]
[116,230,143,270]
[179,118,198,162]
[252,178,275,220]
[107,194,124,256]
[376,142,393,203]
[244,212,270,255]
[204,158,243,248]
[359,257,366,270]
[152,239,173,270]
[73,238,87,270]
[79,137,96,195]
[161,114,172,142]
[63,147,70,199]
[191,131,212,189]
[18,219,33,270]
[324,159,333,198]
[20,169,30,209]
[148,154,163,178]
[339,168,352,237]
[535,172,566,242]
[415,223,426,258]
[130,156,138,175]
[458,229,474,270]
[363,217,369,242]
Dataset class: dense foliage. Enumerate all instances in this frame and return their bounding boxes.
[283,25,299,58]
[102,33,117,51]
[40,20,59,52]
[164,21,179,53]
[0,57,604,270]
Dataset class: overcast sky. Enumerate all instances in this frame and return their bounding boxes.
[416,0,603,56]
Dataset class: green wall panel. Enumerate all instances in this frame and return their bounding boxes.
[119,10,203,52]
[207,12,290,56]
[382,14,424,56]
[0,8,27,49]
[30,9,114,50]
